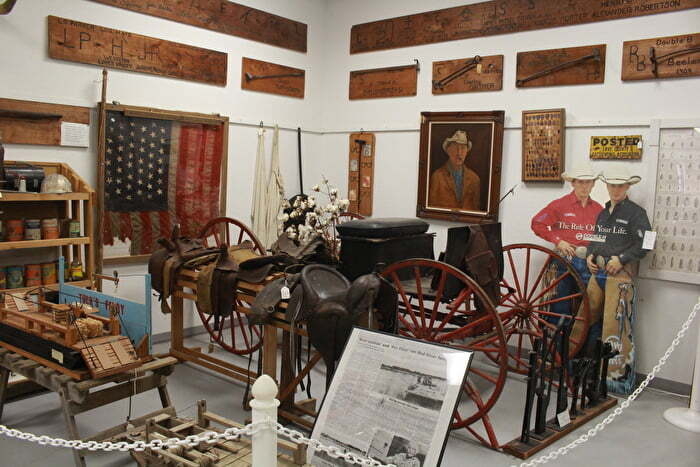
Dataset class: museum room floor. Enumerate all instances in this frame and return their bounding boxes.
[1,333,698,467]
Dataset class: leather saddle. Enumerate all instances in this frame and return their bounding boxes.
[195,241,285,317]
[148,225,221,314]
[250,264,398,387]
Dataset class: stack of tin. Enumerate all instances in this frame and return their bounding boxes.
[0,218,80,241]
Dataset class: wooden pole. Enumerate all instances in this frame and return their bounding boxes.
[95,69,108,286]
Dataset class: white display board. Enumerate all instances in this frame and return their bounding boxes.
[309,328,472,467]
[640,120,700,285]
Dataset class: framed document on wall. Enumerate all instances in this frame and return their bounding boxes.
[522,108,565,182]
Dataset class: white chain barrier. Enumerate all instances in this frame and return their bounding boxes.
[516,300,700,467]
[0,417,393,466]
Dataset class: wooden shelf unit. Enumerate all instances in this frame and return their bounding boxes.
[0,237,89,251]
[0,161,95,293]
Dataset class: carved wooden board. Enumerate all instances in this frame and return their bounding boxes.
[347,133,375,216]
[48,16,227,86]
[241,57,305,99]
[432,55,503,94]
[516,44,606,88]
[622,32,700,80]
[0,98,90,146]
[91,0,307,53]
[349,64,418,100]
[522,108,565,182]
[350,0,700,54]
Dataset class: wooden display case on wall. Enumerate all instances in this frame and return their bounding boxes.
[0,161,95,294]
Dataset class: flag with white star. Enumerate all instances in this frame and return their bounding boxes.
[102,111,224,255]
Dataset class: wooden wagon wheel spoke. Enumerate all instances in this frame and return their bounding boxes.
[382,259,507,443]
[533,291,583,308]
[495,244,591,375]
[506,249,524,299]
[525,256,553,302]
[429,270,447,329]
[413,266,427,328]
[392,271,421,329]
[529,271,572,304]
[531,308,585,321]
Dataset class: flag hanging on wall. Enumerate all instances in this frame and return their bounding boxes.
[102,111,223,255]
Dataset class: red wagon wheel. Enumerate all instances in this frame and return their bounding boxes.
[381,259,508,447]
[496,243,591,374]
[195,217,264,355]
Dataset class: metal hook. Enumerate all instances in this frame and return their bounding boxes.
[414,59,420,72]
[259,121,264,128]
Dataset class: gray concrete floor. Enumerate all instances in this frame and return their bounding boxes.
[1,333,698,466]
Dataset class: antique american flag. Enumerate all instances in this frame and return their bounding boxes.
[102,111,224,255]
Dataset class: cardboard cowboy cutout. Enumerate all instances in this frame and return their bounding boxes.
[531,163,603,342]
[585,166,651,394]
[531,164,651,394]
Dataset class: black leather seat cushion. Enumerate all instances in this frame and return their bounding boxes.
[336,218,429,239]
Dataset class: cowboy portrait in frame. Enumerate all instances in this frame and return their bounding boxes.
[417,111,504,223]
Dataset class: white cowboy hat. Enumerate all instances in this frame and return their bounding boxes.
[599,166,641,185]
[561,162,599,182]
[442,130,473,153]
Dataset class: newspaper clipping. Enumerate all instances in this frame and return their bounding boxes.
[309,328,472,467]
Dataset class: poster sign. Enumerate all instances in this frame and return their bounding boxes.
[309,328,472,467]
[589,135,642,159]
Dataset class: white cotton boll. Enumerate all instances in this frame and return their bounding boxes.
[330,188,338,195]
[312,185,320,192]
[278,213,289,222]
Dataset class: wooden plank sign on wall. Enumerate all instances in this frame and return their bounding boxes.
[350,0,700,54]
[622,32,700,80]
[241,57,305,99]
[349,63,418,100]
[347,133,375,217]
[432,55,503,94]
[47,16,227,86]
[91,0,307,53]
[516,44,606,88]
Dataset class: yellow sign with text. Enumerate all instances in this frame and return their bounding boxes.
[589,135,642,160]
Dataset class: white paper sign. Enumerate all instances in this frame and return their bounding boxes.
[642,230,657,250]
[60,122,90,147]
[557,410,571,427]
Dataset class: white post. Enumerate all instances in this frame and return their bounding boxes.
[250,375,280,466]
[663,299,700,432]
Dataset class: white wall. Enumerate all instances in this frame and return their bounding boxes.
[0,0,327,334]
[316,0,700,387]
[2,0,699,386]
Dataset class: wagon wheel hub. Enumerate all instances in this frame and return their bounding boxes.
[514,300,533,317]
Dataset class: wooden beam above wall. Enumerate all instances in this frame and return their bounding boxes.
[91,0,308,53]
[350,0,700,54]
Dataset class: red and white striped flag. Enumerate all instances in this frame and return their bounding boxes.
[102,111,223,255]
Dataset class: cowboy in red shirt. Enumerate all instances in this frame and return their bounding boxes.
[530,163,603,342]
[531,163,603,257]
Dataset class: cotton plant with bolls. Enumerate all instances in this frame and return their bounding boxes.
[278,177,350,260]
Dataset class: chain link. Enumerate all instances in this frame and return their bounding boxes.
[0,419,273,452]
[515,301,699,467]
[1,417,394,466]
[276,424,396,467]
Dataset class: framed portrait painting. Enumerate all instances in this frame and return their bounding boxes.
[417,111,504,223]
